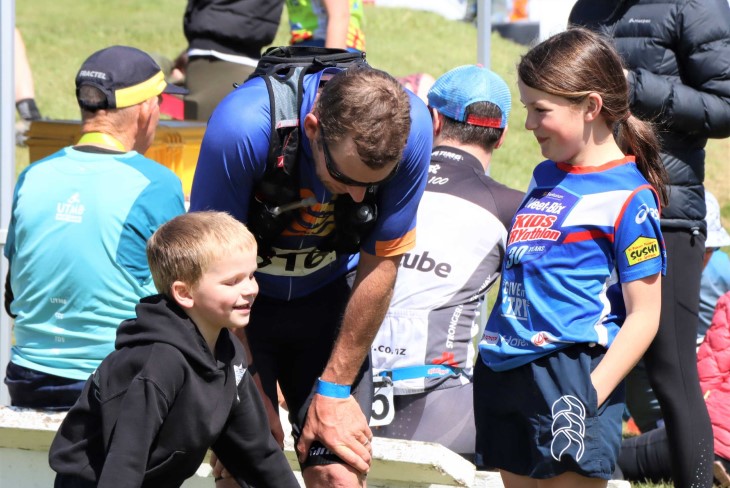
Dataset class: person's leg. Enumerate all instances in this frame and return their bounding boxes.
[617,426,673,483]
[624,359,662,432]
[244,296,287,411]
[642,229,714,488]
[257,278,370,487]
[184,57,254,121]
[538,471,607,488]
[714,456,730,487]
[500,470,537,488]
[4,361,86,410]
[374,384,475,461]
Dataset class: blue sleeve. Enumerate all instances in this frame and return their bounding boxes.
[188,78,271,222]
[615,186,666,283]
[117,162,186,286]
[360,91,432,256]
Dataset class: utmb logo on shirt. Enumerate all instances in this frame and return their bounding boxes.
[624,236,659,266]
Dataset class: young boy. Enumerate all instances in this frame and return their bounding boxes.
[49,212,299,488]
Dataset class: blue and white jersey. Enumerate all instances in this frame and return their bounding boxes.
[5,148,185,380]
[479,156,666,371]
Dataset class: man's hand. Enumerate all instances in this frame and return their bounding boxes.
[296,394,373,474]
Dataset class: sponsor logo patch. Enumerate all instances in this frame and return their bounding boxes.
[624,236,659,266]
[482,331,499,345]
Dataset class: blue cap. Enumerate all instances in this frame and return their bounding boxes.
[427,65,511,129]
[76,45,187,111]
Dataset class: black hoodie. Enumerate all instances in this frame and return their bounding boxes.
[49,294,298,488]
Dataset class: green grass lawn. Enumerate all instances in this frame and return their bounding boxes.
[12,4,729,485]
[15,1,730,225]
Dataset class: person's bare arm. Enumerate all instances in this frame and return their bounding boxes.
[591,273,662,406]
[323,0,351,49]
[296,251,400,473]
[231,327,285,448]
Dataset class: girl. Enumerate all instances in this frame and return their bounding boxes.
[474,27,669,487]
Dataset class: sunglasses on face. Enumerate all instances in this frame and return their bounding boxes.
[319,126,399,187]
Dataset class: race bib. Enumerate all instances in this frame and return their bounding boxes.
[257,246,337,277]
[369,375,395,427]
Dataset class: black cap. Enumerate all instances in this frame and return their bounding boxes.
[75,45,187,111]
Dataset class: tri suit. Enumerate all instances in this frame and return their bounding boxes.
[371,145,522,458]
[189,66,432,464]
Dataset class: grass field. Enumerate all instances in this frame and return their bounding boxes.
[13,3,729,486]
[15,0,729,227]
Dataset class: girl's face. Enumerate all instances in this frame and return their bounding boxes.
[518,79,588,165]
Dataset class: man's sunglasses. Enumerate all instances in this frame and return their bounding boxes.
[320,126,399,187]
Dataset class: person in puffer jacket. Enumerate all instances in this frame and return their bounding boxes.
[569,2,730,486]
[616,291,730,487]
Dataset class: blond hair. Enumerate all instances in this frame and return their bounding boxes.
[147,211,257,296]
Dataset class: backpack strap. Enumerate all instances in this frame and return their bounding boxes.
[249,46,368,177]
[244,46,372,258]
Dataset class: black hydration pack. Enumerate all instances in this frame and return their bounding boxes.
[244,46,379,260]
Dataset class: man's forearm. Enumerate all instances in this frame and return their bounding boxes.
[320,253,400,385]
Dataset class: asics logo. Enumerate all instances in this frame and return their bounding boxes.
[551,395,586,462]
[635,203,659,224]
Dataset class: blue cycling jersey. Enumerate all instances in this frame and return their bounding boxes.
[190,68,432,301]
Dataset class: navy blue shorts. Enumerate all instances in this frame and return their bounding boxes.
[474,344,625,479]
[246,276,372,469]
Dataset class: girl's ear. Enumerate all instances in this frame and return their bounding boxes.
[171,280,194,309]
[584,92,603,122]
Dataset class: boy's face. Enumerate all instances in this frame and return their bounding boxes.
[187,250,258,333]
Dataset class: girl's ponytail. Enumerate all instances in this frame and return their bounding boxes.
[616,115,669,206]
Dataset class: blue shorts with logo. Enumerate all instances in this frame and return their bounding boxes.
[474,343,625,479]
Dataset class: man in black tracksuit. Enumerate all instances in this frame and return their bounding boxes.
[569,1,730,487]
[182,0,285,120]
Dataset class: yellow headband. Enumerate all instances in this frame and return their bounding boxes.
[114,70,166,108]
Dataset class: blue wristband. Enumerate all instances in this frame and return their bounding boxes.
[316,378,351,398]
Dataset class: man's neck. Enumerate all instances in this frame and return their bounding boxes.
[79,123,134,152]
[435,138,493,173]
[76,132,127,152]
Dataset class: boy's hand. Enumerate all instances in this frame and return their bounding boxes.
[210,452,239,487]
[296,394,373,474]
